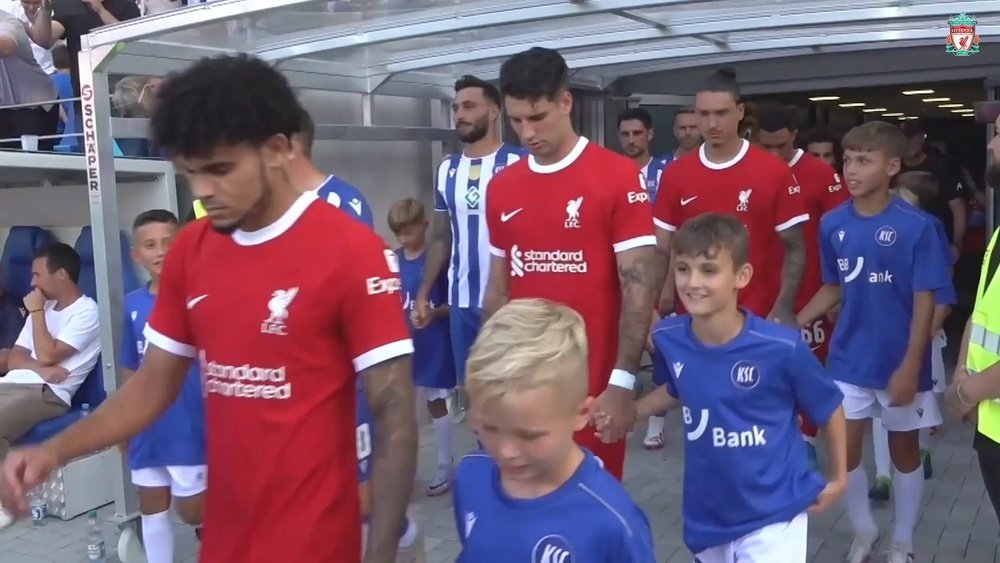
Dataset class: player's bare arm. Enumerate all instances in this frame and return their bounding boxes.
[482,254,510,321]
[361,355,418,563]
[810,405,847,513]
[416,210,452,323]
[887,290,935,406]
[596,246,657,441]
[654,228,676,313]
[944,319,976,421]
[795,285,842,327]
[635,386,680,420]
[0,347,190,512]
[771,225,806,325]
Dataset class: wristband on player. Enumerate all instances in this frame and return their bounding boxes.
[608,369,636,390]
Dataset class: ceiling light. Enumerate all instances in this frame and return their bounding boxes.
[939,103,963,108]
[808,96,841,101]
[902,89,934,95]
[952,109,974,114]
[922,97,950,102]
[863,107,888,113]
[883,112,904,117]
[839,102,866,108]
[903,116,920,120]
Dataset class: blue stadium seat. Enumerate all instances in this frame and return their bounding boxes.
[75,226,142,300]
[0,226,54,299]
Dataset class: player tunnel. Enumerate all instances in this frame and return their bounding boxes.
[2,0,998,557]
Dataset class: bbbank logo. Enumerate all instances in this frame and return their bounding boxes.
[510,245,588,277]
[875,225,897,247]
[838,257,865,283]
[731,361,760,390]
[682,407,710,441]
[531,535,574,563]
[682,407,767,447]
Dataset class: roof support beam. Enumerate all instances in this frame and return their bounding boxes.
[253,0,698,62]
[380,1,998,74]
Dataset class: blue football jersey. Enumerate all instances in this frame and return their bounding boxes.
[650,313,842,554]
[453,450,656,563]
[640,157,668,203]
[120,287,206,469]
[820,197,952,391]
[314,175,374,228]
[396,249,456,390]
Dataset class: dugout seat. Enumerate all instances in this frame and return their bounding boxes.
[0,226,54,299]
[74,226,142,300]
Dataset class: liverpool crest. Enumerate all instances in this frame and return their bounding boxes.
[946,13,980,56]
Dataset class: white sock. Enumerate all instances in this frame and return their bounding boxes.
[873,419,892,480]
[843,467,878,539]
[918,427,931,451]
[432,414,453,467]
[645,416,665,438]
[398,517,418,548]
[892,465,924,551]
[140,510,174,563]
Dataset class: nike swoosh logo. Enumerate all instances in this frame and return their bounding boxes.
[186,294,208,310]
[501,208,524,222]
[681,196,698,206]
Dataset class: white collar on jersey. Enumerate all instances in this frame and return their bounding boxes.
[231,190,318,247]
[788,148,805,168]
[528,136,589,174]
[698,138,750,171]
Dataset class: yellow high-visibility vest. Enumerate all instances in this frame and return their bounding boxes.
[969,227,1000,443]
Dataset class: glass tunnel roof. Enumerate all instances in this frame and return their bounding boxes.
[86,0,1000,98]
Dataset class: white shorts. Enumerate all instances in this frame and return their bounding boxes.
[131,466,207,498]
[836,381,942,431]
[694,512,808,563]
[417,387,452,402]
[931,330,947,394]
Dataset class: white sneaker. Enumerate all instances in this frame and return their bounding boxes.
[426,463,452,496]
[396,521,426,563]
[845,532,879,563]
[0,508,14,532]
[885,542,914,563]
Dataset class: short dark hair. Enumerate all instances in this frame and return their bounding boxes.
[842,121,907,159]
[617,108,653,130]
[455,75,501,107]
[673,213,750,267]
[676,105,695,116]
[132,209,180,232]
[499,47,569,102]
[697,69,740,101]
[296,106,316,158]
[34,243,81,284]
[150,54,302,158]
[51,43,70,70]
[803,128,840,147]
[756,102,797,133]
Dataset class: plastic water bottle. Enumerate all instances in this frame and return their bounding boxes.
[29,490,47,526]
[81,403,91,417]
[86,511,105,561]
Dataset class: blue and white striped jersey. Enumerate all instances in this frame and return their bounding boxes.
[640,157,668,203]
[434,143,525,308]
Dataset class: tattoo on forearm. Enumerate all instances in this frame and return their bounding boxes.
[617,249,658,373]
[422,212,452,290]
[363,356,418,561]
[778,226,806,306]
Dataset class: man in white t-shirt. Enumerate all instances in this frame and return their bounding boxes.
[0,242,99,460]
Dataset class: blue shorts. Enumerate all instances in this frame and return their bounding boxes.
[356,386,374,483]
[449,307,482,384]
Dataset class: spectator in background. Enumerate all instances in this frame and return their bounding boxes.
[112,74,160,157]
[17,0,140,134]
[49,42,74,148]
[3,0,55,75]
[0,8,58,151]
[900,121,967,260]
[0,265,26,375]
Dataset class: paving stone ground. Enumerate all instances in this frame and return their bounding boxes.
[1,407,994,563]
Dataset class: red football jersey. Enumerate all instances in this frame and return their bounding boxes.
[145,192,412,563]
[487,138,656,479]
[653,141,808,316]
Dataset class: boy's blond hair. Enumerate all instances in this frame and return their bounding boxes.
[387,198,426,234]
[466,299,588,407]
